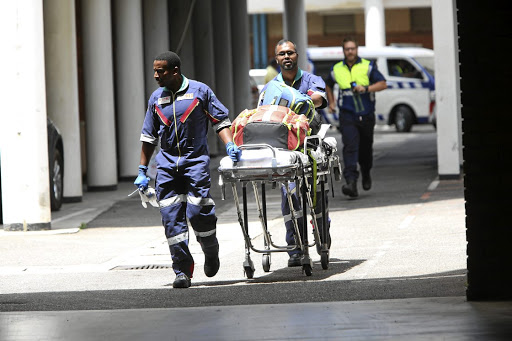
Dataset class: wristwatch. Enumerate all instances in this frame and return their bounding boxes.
[365,86,369,92]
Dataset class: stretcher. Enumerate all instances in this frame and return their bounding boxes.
[218,126,342,278]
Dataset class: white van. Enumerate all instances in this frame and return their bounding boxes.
[308,46,436,132]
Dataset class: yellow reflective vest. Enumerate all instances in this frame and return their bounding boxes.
[332,58,371,89]
[332,58,375,114]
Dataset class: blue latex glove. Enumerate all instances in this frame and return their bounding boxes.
[134,165,150,191]
[225,142,241,162]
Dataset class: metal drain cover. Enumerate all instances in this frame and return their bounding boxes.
[111,264,173,270]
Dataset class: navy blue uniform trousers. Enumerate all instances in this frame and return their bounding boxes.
[339,111,376,182]
[281,181,330,256]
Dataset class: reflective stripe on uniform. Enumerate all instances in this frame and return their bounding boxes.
[314,212,323,219]
[283,184,297,194]
[159,194,187,208]
[140,133,158,145]
[187,196,215,206]
[167,231,189,246]
[283,211,303,223]
[214,117,232,133]
[194,228,216,238]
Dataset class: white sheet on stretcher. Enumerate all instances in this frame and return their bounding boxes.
[219,148,310,172]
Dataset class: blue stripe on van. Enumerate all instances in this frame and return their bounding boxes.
[386,81,430,90]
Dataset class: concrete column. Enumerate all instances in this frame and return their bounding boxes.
[1,1,51,230]
[113,0,146,179]
[364,0,386,47]
[43,0,83,201]
[283,0,308,71]
[143,0,169,101]
[81,0,118,190]
[259,14,267,69]
[432,0,461,178]
[212,0,235,119]
[230,0,251,115]
[193,0,216,90]
[252,15,261,69]
[169,0,196,78]
[193,0,219,155]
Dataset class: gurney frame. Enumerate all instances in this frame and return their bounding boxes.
[218,135,341,278]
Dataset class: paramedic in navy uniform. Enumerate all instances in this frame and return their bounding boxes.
[258,39,330,267]
[134,51,241,288]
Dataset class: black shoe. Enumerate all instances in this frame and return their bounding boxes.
[342,181,358,198]
[173,273,191,288]
[288,254,302,267]
[362,172,372,191]
[204,255,220,277]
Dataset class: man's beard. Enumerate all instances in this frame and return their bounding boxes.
[281,61,296,70]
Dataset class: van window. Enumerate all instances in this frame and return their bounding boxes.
[413,56,435,76]
[387,58,423,79]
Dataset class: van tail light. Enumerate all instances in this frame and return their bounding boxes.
[429,101,435,115]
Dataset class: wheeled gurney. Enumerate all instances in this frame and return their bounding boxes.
[218,129,342,278]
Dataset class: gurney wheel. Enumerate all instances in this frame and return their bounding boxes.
[316,242,322,256]
[244,265,255,279]
[321,250,329,270]
[262,254,271,272]
[303,264,312,276]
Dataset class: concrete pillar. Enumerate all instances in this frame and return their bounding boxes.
[1,1,51,230]
[432,0,461,178]
[43,0,83,201]
[193,0,216,90]
[113,0,146,179]
[259,14,267,69]
[212,0,235,119]
[81,0,118,190]
[283,0,308,71]
[169,0,196,78]
[143,0,169,101]
[230,0,251,115]
[364,0,386,47]
[252,15,260,69]
[193,0,219,155]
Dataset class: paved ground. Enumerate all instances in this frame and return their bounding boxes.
[1,125,511,340]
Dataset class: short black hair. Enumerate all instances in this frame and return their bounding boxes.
[342,37,358,48]
[275,39,297,54]
[154,51,181,69]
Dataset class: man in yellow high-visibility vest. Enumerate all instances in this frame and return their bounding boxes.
[326,37,387,199]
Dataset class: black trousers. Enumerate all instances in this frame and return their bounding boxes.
[339,111,376,182]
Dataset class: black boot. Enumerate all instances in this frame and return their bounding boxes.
[204,255,220,277]
[202,243,220,277]
[287,253,302,267]
[342,180,358,198]
[173,273,191,288]
[362,171,372,191]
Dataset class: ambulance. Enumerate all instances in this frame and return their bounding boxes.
[308,45,436,132]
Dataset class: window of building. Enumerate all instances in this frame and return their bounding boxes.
[410,8,432,32]
[324,14,356,34]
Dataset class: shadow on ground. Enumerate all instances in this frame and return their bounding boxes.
[0,269,466,312]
